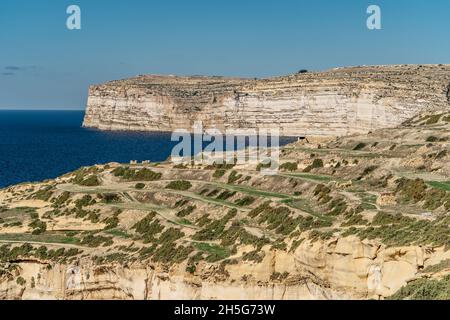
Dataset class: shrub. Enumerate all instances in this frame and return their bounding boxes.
[99,193,121,203]
[135,183,146,189]
[75,195,95,208]
[425,114,441,125]
[165,180,192,191]
[279,162,298,172]
[194,243,230,262]
[227,171,242,184]
[29,219,47,235]
[396,178,427,203]
[216,190,236,200]
[235,196,256,206]
[79,175,100,186]
[389,275,450,300]
[16,277,26,286]
[353,142,367,151]
[176,205,196,217]
[213,169,226,178]
[80,234,113,247]
[303,159,323,172]
[132,212,164,242]
[256,162,271,172]
[112,167,161,181]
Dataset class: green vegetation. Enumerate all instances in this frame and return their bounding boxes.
[425,114,442,125]
[426,136,439,142]
[16,277,26,286]
[75,195,96,208]
[53,192,71,207]
[0,232,79,245]
[80,234,113,247]
[165,180,192,191]
[32,186,54,201]
[422,259,450,274]
[176,205,196,218]
[132,212,164,243]
[193,209,237,241]
[343,213,450,248]
[29,219,47,235]
[112,167,162,181]
[72,169,101,186]
[194,243,230,263]
[103,212,120,230]
[98,193,121,204]
[227,171,242,184]
[235,196,256,207]
[135,183,146,190]
[427,181,450,192]
[0,243,80,263]
[303,159,323,172]
[279,162,298,172]
[389,275,450,300]
[396,178,449,210]
[353,142,367,151]
[256,162,272,172]
[216,190,236,200]
[213,169,226,178]
[242,250,265,263]
[249,202,331,236]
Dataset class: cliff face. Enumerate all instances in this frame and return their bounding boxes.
[2,237,446,300]
[83,65,450,136]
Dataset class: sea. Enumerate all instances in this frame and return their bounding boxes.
[0,110,296,188]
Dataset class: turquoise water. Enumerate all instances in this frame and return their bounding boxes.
[0,110,295,188]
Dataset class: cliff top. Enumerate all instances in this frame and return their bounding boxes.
[95,64,450,89]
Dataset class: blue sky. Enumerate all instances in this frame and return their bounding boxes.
[0,0,449,109]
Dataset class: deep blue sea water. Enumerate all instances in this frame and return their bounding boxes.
[0,111,295,188]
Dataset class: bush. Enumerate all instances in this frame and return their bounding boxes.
[29,219,47,235]
[303,159,323,172]
[353,142,367,151]
[135,183,146,190]
[213,169,226,178]
[176,205,196,217]
[16,277,26,286]
[235,196,255,206]
[389,275,450,300]
[227,171,242,184]
[112,167,161,181]
[165,180,192,191]
[279,162,298,172]
[79,175,101,186]
[256,162,271,172]
[80,234,113,247]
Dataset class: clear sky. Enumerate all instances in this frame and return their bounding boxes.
[1,0,449,109]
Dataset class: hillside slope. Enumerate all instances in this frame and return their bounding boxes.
[1,111,449,300]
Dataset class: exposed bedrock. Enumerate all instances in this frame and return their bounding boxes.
[83,65,450,136]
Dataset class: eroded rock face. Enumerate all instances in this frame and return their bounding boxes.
[1,237,444,300]
[294,236,428,299]
[83,65,450,136]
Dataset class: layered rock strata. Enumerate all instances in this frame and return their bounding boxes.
[83,65,450,136]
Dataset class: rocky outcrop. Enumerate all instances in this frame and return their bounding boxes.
[294,236,433,299]
[83,65,450,136]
